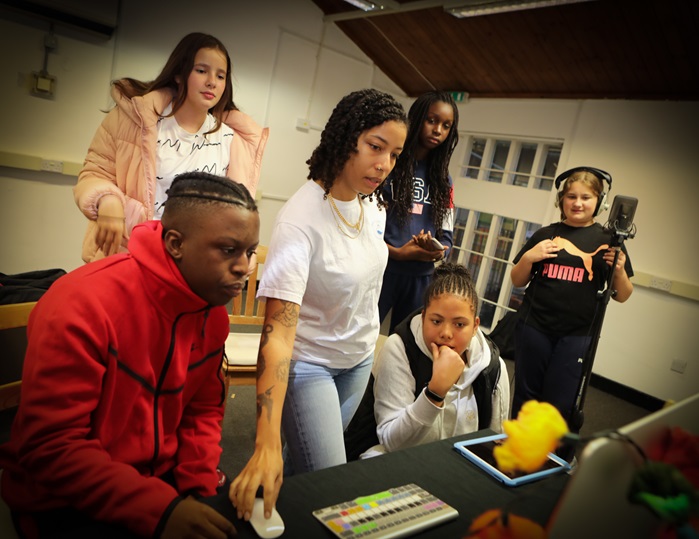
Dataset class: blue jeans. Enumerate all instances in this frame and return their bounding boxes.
[282,355,373,475]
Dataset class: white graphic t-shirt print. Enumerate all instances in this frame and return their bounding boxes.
[153,106,233,219]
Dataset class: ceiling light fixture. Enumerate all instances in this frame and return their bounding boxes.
[342,0,379,11]
[445,0,595,18]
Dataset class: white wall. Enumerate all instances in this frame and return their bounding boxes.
[0,0,697,402]
[567,100,699,402]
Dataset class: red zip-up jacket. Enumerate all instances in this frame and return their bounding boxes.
[0,221,229,537]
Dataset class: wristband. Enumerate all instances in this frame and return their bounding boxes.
[424,385,445,403]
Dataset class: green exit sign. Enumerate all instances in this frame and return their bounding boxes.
[450,91,468,102]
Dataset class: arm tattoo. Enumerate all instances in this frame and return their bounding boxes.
[256,324,273,380]
[275,357,290,382]
[255,302,296,410]
[257,385,274,422]
[273,301,299,328]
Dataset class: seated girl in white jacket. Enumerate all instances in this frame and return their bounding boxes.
[362,263,510,458]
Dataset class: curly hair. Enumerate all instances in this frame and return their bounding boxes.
[306,88,408,207]
[423,262,478,315]
[389,91,459,236]
[113,33,237,135]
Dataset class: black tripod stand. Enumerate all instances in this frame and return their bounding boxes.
[569,197,637,432]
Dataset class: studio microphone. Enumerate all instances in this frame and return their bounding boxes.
[605,195,638,236]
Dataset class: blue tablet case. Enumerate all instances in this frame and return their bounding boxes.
[453,433,571,487]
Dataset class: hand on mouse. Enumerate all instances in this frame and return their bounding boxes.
[249,499,285,539]
[162,497,236,538]
[229,443,283,522]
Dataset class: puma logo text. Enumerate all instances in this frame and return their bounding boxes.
[550,236,608,281]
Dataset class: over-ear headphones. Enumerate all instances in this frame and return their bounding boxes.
[554,166,612,217]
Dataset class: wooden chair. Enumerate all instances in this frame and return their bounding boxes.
[223,246,267,390]
[0,301,35,538]
[0,301,36,411]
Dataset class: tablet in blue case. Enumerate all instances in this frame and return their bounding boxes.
[453,433,570,487]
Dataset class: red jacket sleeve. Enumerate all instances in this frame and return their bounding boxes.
[173,347,227,495]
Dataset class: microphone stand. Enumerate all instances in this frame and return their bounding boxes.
[569,228,631,432]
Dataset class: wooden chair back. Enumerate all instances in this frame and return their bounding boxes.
[224,246,267,388]
[0,301,36,411]
[229,245,267,326]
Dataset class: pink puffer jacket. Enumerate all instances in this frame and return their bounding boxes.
[74,85,268,263]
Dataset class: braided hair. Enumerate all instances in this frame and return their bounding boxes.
[423,263,478,316]
[306,88,407,207]
[162,171,257,229]
[389,91,459,235]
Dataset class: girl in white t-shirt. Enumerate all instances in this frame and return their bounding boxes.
[230,89,408,522]
[75,32,268,262]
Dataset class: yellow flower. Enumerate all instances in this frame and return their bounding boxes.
[493,401,569,474]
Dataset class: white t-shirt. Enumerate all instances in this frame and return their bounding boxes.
[258,181,388,369]
[153,105,234,219]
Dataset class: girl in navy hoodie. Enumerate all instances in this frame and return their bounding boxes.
[378,91,459,333]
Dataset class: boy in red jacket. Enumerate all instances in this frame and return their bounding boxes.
[1,172,259,538]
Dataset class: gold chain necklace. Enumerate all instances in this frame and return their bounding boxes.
[328,193,364,238]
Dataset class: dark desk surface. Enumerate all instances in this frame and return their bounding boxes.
[234,430,569,538]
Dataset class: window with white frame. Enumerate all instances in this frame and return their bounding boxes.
[448,135,563,329]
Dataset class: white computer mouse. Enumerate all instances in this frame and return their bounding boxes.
[249,498,285,538]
